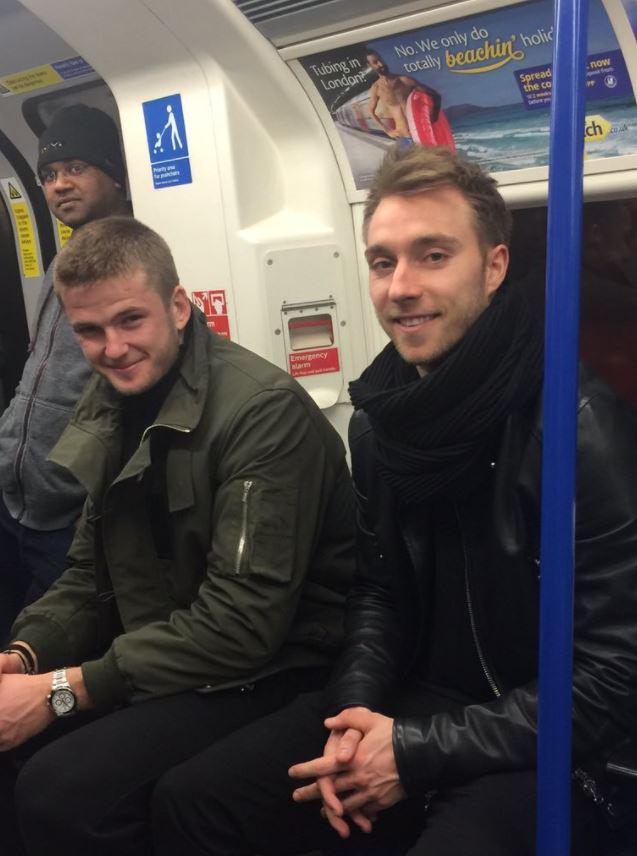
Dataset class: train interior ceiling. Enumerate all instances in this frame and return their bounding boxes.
[1,0,637,427]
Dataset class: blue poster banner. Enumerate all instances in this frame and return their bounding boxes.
[515,50,632,110]
[142,94,192,189]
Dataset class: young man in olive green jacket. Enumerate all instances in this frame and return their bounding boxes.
[0,216,353,856]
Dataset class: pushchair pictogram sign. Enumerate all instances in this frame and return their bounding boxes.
[142,93,192,189]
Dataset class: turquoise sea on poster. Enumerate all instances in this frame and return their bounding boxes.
[453,98,637,172]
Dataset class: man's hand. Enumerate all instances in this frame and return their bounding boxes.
[0,641,39,679]
[0,665,91,751]
[0,652,26,676]
[0,673,54,750]
[290,723,368,838]
[290,707,406,837]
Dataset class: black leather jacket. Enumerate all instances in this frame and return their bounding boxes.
[327,368,637,795]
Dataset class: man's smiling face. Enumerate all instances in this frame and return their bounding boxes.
[365,185,508,374]
[61,267,191,396]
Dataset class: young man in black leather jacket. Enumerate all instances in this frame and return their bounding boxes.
[151,145,637,856]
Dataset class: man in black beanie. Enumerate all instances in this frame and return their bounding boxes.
[0,104,129,643]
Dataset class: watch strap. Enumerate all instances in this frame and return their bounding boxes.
[47,668,77,717]
[51,668,70,692]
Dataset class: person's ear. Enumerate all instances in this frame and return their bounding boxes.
[171,285,191,330]
[485,244,509,298]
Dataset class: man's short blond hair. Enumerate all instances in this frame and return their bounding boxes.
[54,216,179,304]
[363,145,512,249]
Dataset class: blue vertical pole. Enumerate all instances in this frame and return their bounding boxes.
[536,0,589,854]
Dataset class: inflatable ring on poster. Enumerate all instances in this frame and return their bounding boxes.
[406,89,457,152]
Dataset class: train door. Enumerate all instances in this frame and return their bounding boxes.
[0,114,52,406]
[0,183,27,409]
[0,0,130,419]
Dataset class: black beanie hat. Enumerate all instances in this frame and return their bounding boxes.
[37,104,124,185]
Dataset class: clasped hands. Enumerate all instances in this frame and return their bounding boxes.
[289,707,405,838]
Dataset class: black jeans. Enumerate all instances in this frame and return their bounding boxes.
[152,690,603,856]
[0,496,74,645]
[2,668,326,856]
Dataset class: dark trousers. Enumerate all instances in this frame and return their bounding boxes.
[152,690,603,856]
[2,668,325,856]
[0,496,74,645]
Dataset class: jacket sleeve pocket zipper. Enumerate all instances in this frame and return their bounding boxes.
[235,480,253,574]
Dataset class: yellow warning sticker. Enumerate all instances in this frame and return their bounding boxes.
[11,203,41,277]
[56,218,73,247]
[0,177,42,278]
[0,63,62,94]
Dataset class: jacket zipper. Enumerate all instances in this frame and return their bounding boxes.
[456,505,501,699]
[14,303,64,521]
[235,480,253,574]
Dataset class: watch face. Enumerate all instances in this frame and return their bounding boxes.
[51,688,76,716]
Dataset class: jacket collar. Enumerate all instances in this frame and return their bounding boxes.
[48,310,210,502]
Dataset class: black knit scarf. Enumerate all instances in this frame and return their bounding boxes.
[349,283,543,505]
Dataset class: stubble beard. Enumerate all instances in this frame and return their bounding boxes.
[391,295,491,375]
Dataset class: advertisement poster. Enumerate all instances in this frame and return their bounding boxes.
[300,0,637,187]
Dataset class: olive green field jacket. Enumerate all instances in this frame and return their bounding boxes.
[13,313,354,708]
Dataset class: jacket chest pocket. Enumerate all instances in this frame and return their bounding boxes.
[103,475,173,580]
[215,479,299,583]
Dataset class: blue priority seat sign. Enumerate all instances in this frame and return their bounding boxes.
[142,94,192,189]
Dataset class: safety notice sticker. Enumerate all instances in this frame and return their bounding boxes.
[142,94,192,189]
[192,289,230,338]
[289,347,340,378]
[0,57,93,96]
[0,177,41,277]
[0,62,61,94]
[55,218,73,248]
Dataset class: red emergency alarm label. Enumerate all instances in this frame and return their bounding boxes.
[191,289,230,339]
[289,347,340,378]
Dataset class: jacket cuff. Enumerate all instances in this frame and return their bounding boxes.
[81,649,130,709]
[10,617,70,673]
[324,673,388,718]
[393,715,437,795]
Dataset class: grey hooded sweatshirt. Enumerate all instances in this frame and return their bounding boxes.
[0,264,91,529]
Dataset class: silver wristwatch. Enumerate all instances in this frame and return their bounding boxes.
[47,668,77,717]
